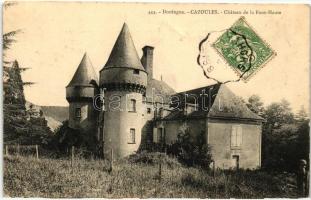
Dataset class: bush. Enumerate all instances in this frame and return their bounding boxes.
[262,120,310,172]
[167,128,212,169]
[48,120,99,158]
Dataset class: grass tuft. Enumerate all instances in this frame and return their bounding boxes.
[4,155,298,198]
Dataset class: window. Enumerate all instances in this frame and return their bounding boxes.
[129,128,135,144]
[147,108,151,114]
[133,69,140,74]
[75,108,81,119]
[153,128,158,143]
[153,128,164,143]
[231,125,242,148]
[157,128,164,143]
[129,99,136,112]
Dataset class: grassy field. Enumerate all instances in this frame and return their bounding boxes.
[4,155,298,198]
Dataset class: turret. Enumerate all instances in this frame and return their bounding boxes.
[99,23,147,158]
[66,53,99,132]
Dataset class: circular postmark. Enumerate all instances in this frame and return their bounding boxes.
[198,17,276,83]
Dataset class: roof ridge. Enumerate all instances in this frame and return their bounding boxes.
[176,83,221,95]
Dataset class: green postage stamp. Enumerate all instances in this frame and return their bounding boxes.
[213,17,276,81]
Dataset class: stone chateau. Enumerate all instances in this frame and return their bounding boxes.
[66,23,263,169]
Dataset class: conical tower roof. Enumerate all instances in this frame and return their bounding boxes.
[102,23,145,71]
[67,53,98,87]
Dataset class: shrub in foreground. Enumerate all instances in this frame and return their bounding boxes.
[167,128,212,169]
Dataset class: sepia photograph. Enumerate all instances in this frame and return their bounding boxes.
[2,1,310,198]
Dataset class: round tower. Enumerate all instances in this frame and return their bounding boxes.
[66,53,99,134]
[99,23,147,159]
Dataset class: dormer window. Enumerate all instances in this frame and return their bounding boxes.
[133,69,140,74]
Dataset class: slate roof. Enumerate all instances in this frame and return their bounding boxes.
[171,84,220,106]
[208,84,263,120]
[67,53,98,87]
[101,23,145,71]
[163,84,263,121]
[145,79,176,104]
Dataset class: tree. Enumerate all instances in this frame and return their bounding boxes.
[3,3,23,80]
[167,124,212,169]
[27,103,53,145]
[246,95,264,116]
[296,120,310,162]
[236,96,246,104]
[266,124,299,171]
[3,30,21,57]
[3,13,49,145]
[3,61,52,145]
[49,120,99,157]
[261,99,309,172]
[295,106,308,124]
[263,99,294,130]
[3,61,29,143]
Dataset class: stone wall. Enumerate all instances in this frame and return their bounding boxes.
[102,91,145,159]
[68,101,97,132]
[155,117,262,169]
[159,118,206,144]
[207,119,262,169]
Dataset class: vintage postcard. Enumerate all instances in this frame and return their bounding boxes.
[2,1,310,198]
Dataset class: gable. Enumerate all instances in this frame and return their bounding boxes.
[208,84,263,121]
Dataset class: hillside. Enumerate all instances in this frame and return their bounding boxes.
[40,106,68,123]
[40,106,68,131]
[44,116,63,132]
[26,101,68,131]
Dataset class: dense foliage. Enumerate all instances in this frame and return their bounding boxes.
[166,125,213,169]
[246,95,309,172]
[3,29,52,145]
[3,60,53,145]
[51,120,98,156]
[3,61,27,136]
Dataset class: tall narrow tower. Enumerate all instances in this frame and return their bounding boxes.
[66,53,99,135]
[99,23,147,159]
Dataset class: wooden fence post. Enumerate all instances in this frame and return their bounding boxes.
[35,145,39,159]
[106,148,113,174]
[111,148,113,168]
[71,146,75,167]
[212,160,215,178]
[140,168,143,198]
[17,144,20,156]
[5,145,8,156]
[102,140,105,159]
[158,159,162,181]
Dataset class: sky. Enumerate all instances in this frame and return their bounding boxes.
[3,2,310,113]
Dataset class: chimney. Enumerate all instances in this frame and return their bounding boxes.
[141,46,154,79]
